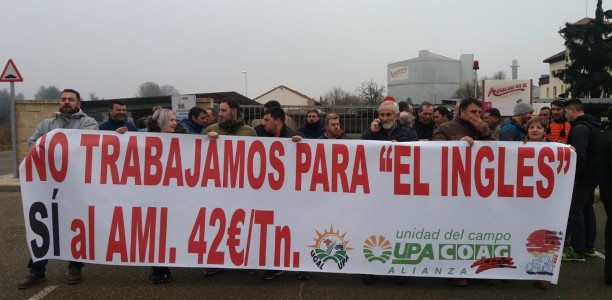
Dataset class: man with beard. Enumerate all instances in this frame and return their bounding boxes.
[98,100,138,133]
[298,109,324,138]
[20,89,98,289]
[205,98,256,137]
[413,101,436,140]
[545,100,570,144]
[204,98,256,278]
[318,113,351,139]
[499,99,533,141]
[361,101,417,142]
[361,100,415,286]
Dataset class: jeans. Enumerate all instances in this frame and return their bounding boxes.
[28,259,84,276]
[565,178,598,254]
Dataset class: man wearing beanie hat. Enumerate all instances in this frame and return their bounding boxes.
[499,99,534,141]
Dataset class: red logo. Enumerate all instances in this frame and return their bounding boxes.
[470,257,517,274]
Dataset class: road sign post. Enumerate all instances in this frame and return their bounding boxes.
[1,59,24,178]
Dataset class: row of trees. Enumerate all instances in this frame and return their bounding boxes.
[30,81,182,101]
[320,79,386,106]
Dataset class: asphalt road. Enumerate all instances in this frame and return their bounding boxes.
[1,191,610,300]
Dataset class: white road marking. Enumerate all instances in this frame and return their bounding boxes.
[28,285,57,300]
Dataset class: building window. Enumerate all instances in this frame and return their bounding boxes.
[561,85,565,93]
[547,87,549,98]
[553,86,557,97]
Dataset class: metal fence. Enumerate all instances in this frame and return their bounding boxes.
[240,105,379,135]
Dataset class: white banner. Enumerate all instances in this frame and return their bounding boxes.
[20,129,575,283]
[483,80,532,116]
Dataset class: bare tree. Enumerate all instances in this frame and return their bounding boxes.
[34,85,61,100]
[88,92,100,101]
[323,87,362,105]
[137,82,180,97]
[137,82,162,97]
[160,84,180,96]
[356,79,386,105]
[452,83,481,99]
[492,70,507,80]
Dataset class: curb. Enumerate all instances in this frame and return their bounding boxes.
[0,185,20,192]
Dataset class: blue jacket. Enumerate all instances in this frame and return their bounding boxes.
[99,118,138,132]
[179,118,206,134]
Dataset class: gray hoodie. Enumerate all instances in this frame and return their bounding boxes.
[28,109,98,148]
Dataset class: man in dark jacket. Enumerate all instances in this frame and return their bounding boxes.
[98,100,138,133]
[361,101,417,142]
[413,101,436,140]
[257,106,304,281]
[260,106,304,141]
[298,109,324,138]
[599,106,612,285]
[318,113,351,139]
[563,99,601,263]
[432,98,492,146]
[499,100,533,141]
[179,106,207,134]
[254,100,282,136]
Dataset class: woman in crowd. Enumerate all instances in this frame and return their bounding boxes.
[146,108,186,284]
[523,116,551,290]
[523,116,549,142]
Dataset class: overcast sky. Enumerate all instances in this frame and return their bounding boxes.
[1,0,609,101]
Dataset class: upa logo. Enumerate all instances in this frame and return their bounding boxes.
[363,235,392,263]
[308,226,353,270]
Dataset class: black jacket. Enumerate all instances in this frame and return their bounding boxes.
[361,122,418,142]
[298,122,324,139]
[413,119,437,140]
[258,124,305,138]
[568,114,601,180]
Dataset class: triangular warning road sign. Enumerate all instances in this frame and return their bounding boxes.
[0,59,23,82]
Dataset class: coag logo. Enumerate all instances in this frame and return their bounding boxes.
[308,226,353,270]
[363,235,392,263]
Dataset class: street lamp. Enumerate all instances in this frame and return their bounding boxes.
[241,71,248,97]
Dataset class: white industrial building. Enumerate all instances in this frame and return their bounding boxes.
[387,50,474,105]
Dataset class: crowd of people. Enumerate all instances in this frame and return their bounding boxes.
[18,89,612,289]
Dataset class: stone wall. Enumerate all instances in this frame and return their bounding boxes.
[15,100,59,163]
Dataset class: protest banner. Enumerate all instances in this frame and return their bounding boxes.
[20,129,575,283]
